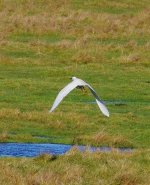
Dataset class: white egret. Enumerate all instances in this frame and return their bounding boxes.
[49,77,109,117]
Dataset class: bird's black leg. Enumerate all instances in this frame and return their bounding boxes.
[76,86,87,93]
[76,86,84,91]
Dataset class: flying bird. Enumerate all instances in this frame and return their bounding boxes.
[49,77,109,117]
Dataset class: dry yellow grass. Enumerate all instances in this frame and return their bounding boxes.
[74,130,133,147]
[0,149,149,185]
[0,131,9,142]
[0,1,149,41]
[0,108,88,127]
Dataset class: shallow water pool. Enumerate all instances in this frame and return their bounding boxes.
[0,143,133,157]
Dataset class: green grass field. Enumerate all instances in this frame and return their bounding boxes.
[0,0,150,184]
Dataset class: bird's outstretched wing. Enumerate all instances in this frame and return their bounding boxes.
[49,80,78,112]
[76,79,109,117]
[85,83,110,117]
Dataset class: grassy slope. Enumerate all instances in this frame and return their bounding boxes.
[0,0,150,147]
[0,0,149,148]
[0,0,150,184]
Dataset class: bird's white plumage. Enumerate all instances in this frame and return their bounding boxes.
[49,77,110,117]
[95,99,109,117]
[49,80,78,113]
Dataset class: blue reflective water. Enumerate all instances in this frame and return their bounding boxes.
[0,143,133,157]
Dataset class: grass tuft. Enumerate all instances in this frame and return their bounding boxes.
[74,131,133,148]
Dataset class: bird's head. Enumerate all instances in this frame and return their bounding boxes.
[70,76,77,81]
